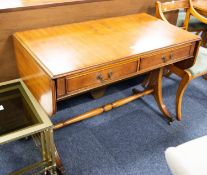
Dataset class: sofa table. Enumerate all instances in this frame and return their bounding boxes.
[13,13,200,128]
[0,79,63,174]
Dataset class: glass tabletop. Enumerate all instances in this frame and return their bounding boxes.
[0,82,40,136]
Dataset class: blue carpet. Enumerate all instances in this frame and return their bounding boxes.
[0,75,207,175]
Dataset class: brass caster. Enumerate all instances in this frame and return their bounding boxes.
[168,118,175,125]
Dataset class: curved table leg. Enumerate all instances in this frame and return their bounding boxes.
[148,68,174,124]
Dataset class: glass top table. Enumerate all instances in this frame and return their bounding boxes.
[0,79,62,174]
[0,79,52,144]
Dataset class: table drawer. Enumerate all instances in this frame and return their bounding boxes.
[66,60,138,93]
[140,44,193,71]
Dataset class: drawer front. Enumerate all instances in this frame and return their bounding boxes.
[172,44,193,60]
[140,44,192,71]
[66,61,138,93]
[57,78,66,97]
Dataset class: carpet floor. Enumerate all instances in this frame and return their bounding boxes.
[0,74,207,175]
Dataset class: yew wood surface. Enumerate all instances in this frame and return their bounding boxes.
[14,13,200,116]
[0,0,162,82]
[14,37,56,116]
[14,13,199,78]
[66,60,138,93]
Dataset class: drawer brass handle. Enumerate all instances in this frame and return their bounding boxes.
[161,55,167,63]
[170,53,174,60]
[108,71,113,80]
[97,73,104,83]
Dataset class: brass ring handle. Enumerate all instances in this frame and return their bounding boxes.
[170,53,174,60]
[108,71,113,80]
[97,73,104,83]
[161,55,167,62]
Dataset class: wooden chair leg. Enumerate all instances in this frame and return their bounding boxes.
[176,71,192,121]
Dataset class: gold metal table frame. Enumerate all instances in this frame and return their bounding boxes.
[0,79,63,175]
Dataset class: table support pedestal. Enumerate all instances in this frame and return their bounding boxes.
[52,67,174,174]
[54,67,174,130]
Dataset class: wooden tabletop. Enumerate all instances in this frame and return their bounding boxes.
[14,13,199,78]
[0,0,108,12]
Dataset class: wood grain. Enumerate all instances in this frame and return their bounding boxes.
[0,0,159,82]
[0,0,110,12]
[140,44,193,71]
[13,37,56,116]
[14,13,199,78]
[193,0,207,15]
[158,0,189,13]
[14,13,200,115]
[54,88,154,129]
[66,61,138,93]
[150,68,172,120]
[156,0,207,121]
[155,0,202,69]
[56,78,66,97]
